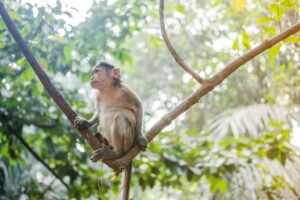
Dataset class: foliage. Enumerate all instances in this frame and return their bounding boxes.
[0,0,300,199]
[206,104,300,138]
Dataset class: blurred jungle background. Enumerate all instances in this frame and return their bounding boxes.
[0,0,300,199]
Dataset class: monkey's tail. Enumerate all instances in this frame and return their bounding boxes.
[121,161,132,200]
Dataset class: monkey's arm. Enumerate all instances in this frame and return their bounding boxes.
[88,112,99,125]
[135,103,148,150]
[74,111,99,129]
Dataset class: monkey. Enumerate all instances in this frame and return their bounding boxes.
[74,61,148,162]
[74,61,147,200]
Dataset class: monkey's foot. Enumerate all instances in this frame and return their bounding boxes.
[90,146,117,162]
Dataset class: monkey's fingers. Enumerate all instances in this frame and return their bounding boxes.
[90,148,106,162]
[137,136,148,151]
[103,138,109,146]
[90,151,103,162]
[139,144,147,151]
[74,117,90,129]
[95,132,104,143]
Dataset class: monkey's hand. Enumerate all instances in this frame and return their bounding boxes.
[74,116,91,129]
[137,134,148,151]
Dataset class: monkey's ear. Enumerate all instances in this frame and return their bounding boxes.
[112,67,120,78]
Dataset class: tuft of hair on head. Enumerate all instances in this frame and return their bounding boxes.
[95,61,115,71]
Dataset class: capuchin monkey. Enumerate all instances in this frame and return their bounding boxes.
[74,61,148,162]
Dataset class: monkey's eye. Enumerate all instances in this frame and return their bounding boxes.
[91,69,99,75]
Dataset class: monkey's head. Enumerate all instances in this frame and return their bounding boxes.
[90,61,121,91]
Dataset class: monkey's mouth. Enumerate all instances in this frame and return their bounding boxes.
[90,79,98,84]
[90,80,98,87]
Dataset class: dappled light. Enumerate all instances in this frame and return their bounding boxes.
[1,0,300,199]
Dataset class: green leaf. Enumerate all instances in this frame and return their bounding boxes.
[255,149,266,158]
[279,152,287,166]
[269,4,285,20]
[233,0,246,11]
[48,35,66,43]
[63,45,73,61]
[81,73,90,83]
[63,11,73,18]
[284,36,300,43]
[167,3,177,11]
[19,68,35,83]
[208,175,227,193]
[36,82,44,94]
[287,62,294,72]
[217,178,227,193]
[269,119,284,127]
[264,26,276,35]
[8,11,20,20]
[212,0,222,7]
[150,142,161,153]
[0,20,5,30]
[17,58,29,67]
[256,17,273,25]
[268,44,281,62]
[177,4,185,14]
[232,37,239,50]
[241,31,251,49]
[281,0,297,8]
[266,147,278,159]
[149,36,163,49]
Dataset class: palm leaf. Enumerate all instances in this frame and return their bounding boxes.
[205,104,300,138]
[202,104,300,199]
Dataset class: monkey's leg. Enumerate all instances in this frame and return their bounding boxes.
[94,132,113,150]
[91,112,134,162]
[110,113,135,157]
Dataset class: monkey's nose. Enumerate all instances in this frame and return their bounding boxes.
[90,79,97,84]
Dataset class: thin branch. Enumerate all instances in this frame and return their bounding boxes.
[24,120,57,129]
[159,0,205,84]
[11,130,70,189]
[26,7,45,48]
[104,21,300,170]
[27,18,44,48]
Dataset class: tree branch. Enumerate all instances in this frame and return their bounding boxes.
[24,120,57,129]
[27,18,44,48]
[104,21,300,170]
[1,1,300,172]
[159,0,205,84]
[0,1,102,150]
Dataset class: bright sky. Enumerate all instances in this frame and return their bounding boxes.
[292,127,300,147]
[22,0,93,25]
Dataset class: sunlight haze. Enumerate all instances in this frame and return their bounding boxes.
[23,0,93,25]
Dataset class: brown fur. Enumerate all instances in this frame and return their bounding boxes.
[74,69,147,161]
